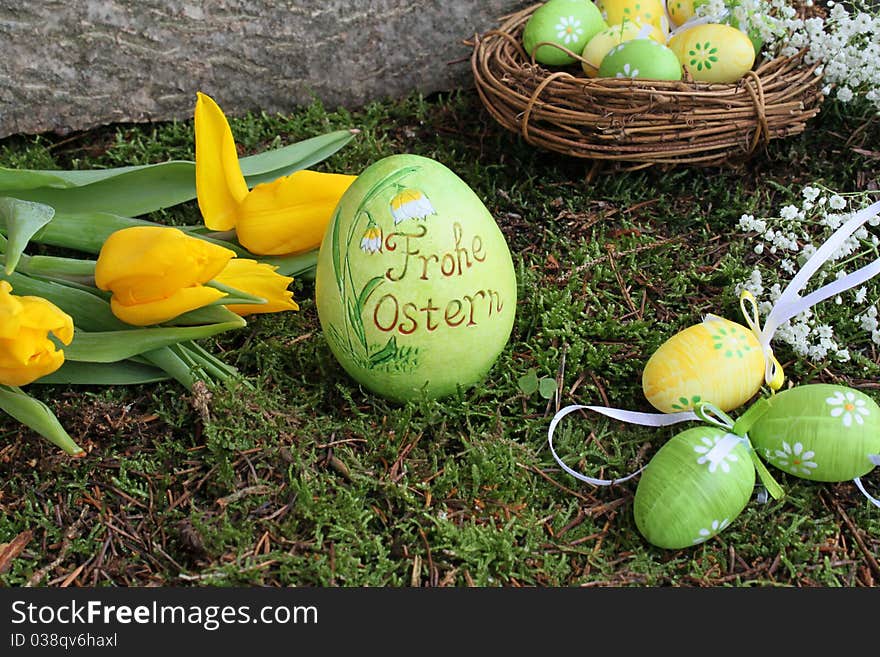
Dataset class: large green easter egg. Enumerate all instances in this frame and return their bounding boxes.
[747,384,880,482]
[315,154,517,403]
[522,0,608,66]
[597,39,683,80]
[634,426,755,549]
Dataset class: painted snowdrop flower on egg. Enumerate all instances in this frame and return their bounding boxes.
[360,221,383,254]
[826,390,870,427]
[389,189,436,225]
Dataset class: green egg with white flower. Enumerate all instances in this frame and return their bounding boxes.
[597,39,683,80]
[747,384,880,482]
[315,154,517,403]
[634,425,756,549]
[522,0,608,66]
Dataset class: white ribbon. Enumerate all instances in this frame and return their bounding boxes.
[549,401,787,500]
[667,9,730,39]
[853,476,880,509]
[761,200,880,341]
[743,199,880,388]
[547,404,730,486]
[853,454,880,508]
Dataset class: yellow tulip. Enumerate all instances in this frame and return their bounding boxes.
[194,92,356,256]
[95,226,236,326]
[0,281,74,386]
[213,259,299,316]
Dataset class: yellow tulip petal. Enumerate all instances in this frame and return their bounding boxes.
[236,171,356,255]
[214,259,299,316]
[18,296,74,345]
[195,92,249,231]
[0,283,23,340]
[0,348,65,386]
[110,285,227,326]
[96,226,235,302]
[0,330,47,368]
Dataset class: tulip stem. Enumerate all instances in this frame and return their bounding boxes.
[141,346,198,391]
[15,253,97,285]
[182,341,249,388]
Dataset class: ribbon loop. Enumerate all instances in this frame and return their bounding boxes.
[547,404,698,487]
[739,289,785,390]
[693,401,735,430]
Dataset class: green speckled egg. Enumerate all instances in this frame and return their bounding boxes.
[523,0,608,66]
[598,39,683,80]
[315,154,517,403]
[748,384,880,482]
[634,426,756,549]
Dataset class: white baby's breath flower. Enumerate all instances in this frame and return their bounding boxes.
[780,204,800,220]
[802,186,821,202]
[828,194,847,210]
[837,87,855,102]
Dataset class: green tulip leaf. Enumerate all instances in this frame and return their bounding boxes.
[0,384,83,456]
[204,280,267,306]
[34,360,171,385]
[261,249,319,278]
[4,272,122,331]
[64,321,246,363]
[0,197,55,274]
[0,129,357,217]
[26,211,155,254]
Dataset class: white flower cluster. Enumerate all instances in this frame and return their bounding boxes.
[734,186,880,364]
[694,0,880,112]
[772,1,880,110]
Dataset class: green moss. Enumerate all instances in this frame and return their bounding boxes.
[1,92,878,586]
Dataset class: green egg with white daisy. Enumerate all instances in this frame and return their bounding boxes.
[597,39,683,80]
[633,425,756,549]
[522,0,608,66]
[746,384,880,482]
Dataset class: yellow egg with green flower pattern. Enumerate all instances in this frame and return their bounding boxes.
[668,23,755,83]
[666,0,696,26]
[597,0,670,35]
[642,316,765,413]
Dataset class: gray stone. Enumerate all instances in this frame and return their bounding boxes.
[0,0,524,138]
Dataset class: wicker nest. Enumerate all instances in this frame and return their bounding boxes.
[470,3,825,169]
